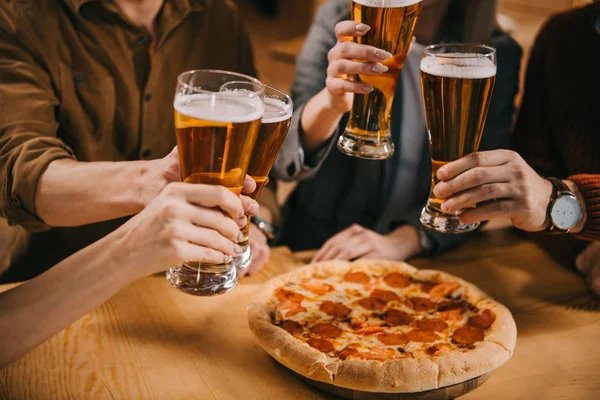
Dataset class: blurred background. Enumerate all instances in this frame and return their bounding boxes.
[0,0,591,254]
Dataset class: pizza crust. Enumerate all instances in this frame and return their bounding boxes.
[247,259,517,393]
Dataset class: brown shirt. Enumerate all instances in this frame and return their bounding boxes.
[0,0,256,281]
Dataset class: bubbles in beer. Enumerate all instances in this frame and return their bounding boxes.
[420,55,497,80]
[174,93,264,123]
[352,0,422,7]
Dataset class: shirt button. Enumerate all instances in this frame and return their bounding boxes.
[144,93,152,102]
[138,36,147,46]
[141,149,152,158]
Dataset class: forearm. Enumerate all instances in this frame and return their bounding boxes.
[36,159,150,227]
[300,89,344,152]
[0,232,136,367]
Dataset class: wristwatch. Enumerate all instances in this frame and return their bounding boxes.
[545,177,582,233]
[250,215,276,241]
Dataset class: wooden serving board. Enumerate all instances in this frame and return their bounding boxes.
[279,360,491,400]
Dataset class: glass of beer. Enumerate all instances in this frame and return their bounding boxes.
[234,85,293,271]
[166,70,264,296]
[420,44,497,233]
[337,0,423,160]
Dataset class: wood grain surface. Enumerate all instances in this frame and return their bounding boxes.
[1,230,599,400]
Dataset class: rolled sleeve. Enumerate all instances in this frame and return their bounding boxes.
[0,27,75,231]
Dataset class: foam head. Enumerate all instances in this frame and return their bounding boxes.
[174,93,264,123]
[263,97,293,124]
[352,0,422,7]
[420,54,497,80]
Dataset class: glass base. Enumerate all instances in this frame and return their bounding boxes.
[166,262,238,296]
[233,243,252,272]
[420,205,480,234]
[337,131,394,160]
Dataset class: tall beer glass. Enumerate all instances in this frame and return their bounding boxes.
[337,0,422,160]
[234,85,293,271]
[167,70,264,296]
[420,44,497,233]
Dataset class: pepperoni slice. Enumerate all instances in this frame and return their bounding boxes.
[452,325,485,346]
[338,346,360,360]
[354,326,385,335]
[306,337,335,353]
[344,271,370,284]
[377,333,409,345]
[275,288,304,304]
[320,301,352,319]
[384,273,410,288]
[370,289,400,304]
[468,309,496,330]
[439,309,464,323]
[279,320,302,336]
[437,300,466,312]
[383,309,413,326]
[415,319,448,332]
[357,297,387,311]
[405,297,436,312]
[285,305,307,317]
[406,329,440,342]
[300,281,334,296]
[429,282,461,301]
[354,347,396,361]
[421,282,437,293]
[310,323,342,339]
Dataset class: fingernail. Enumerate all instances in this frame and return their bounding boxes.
[223,254,233,264]
[371,63,388,73]
[237,231,245,242]
[375,50,393,60]
[246,201,259,215]
[362,85,374,93]
[236,216,247,227]
[355,23,370,33]
[437,167,447,180]
[235,244,244,254]
[441,202,451,213]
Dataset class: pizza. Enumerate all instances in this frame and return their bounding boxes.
[248,260,516,393]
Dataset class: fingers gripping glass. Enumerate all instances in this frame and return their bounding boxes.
[419,44,497,234]
[337,0,423,160]
[233,85,293,272]
[166,70,264,296]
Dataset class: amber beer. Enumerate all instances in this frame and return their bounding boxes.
[338,0,422,160]
[235,91,293,269]
[420,44,497,233]
[167,71,264,296]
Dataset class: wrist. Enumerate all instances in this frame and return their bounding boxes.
[389,225,422,259]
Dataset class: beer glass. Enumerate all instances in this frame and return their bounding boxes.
[166,70,264,296]
[420,44,497,233]
[234,85,293,271]
[337,0,422,160]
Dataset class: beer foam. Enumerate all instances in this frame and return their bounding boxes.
[420,55,496,79]
[174,93,264,123]
[263,97,293,124]
[353,0,422,7]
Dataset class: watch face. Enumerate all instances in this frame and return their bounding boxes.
[551,196,581,230]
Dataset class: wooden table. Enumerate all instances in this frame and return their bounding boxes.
[1,229,599,399]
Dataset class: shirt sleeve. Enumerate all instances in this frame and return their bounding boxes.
[271,2,342,182]
[569,174,600,241]
[0,27,75,232]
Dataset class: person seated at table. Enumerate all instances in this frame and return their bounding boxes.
[0,0,270,283]
[431,2,600,296]
[271,0,522,260]
[0,178,258,368]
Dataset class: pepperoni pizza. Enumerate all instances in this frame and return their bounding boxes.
[248,260,516,393]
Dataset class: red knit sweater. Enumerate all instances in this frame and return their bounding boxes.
[513,4,600,249]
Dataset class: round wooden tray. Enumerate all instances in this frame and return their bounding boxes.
[275,359,491,400]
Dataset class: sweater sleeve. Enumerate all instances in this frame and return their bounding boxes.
[570,174,600,241]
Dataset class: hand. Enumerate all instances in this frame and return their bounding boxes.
[139,147,181,207]
[312,224,422,262]
[325,21,394,113]
[575,242,600,297]
[239,223,271,277]
[433,150,553,232]
[115,182,254,278]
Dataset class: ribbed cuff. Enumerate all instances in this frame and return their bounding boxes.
[570,174,600,241]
